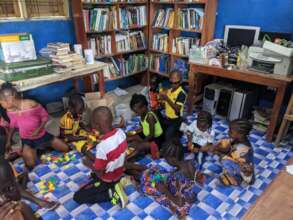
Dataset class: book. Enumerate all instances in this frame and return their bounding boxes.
[88,35,112,57]
[152,33,168,52]
[119,6,146,29]
[176,8,204,31]
[115,31,145,52]
[149,53,169,73]
[153,8,174,28]
[172,37,200,56]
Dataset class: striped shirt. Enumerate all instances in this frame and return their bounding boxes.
[94,128,127,182]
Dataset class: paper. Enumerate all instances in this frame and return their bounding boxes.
[286,165,293,175]
[113,87,128,96]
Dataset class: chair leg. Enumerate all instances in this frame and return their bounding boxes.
[275,119,288,147]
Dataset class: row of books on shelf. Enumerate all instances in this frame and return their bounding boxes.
[87,31,145,56]
[151,0,205,3]
[150,53,188,80]
[116,31,146,52]
[106,54,148,79]
[153,7,204,31]
[152,33,168,52]
[119,6,147,29]
[82,0,145,3]
[172,37,200,56]
[83,7,117,32]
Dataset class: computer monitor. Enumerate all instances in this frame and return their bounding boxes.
[224,25,260,47]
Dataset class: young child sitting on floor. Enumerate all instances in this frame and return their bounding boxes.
[0,159,38,220]
[140,137,204,218]
[60,93,97,153]
[127,94,164,160]
[73,106,128,208]
[0,83,69,170]
[186,111,214,170]
[213,119,255,186]
[0,126,59,211]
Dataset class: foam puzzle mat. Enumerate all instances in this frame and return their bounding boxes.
[14,113,293,220]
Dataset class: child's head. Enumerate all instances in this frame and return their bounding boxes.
[0,83,20,110]
[91,106,113,134]
[68,94,85,119]
[150,75,159,91]
[161,137,184,167]
[130,94,148,116]
[229,119,252,141]
[0,127,6,160]
[169,69,182,89]
[197,111,212,132]
[0,159,21,202]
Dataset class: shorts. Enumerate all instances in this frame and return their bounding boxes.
[22,132,54,150]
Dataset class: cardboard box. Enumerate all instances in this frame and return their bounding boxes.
[85,92,115,117]
[0,33,37,63]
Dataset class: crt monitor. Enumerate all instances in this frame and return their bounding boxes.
[224,25,260,47]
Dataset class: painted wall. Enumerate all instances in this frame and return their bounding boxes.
[214,0,293,39]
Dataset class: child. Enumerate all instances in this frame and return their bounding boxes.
[186,111,214,170]
[159,70,186,140]
[140,137,204,218]
[0,126,59,211]
[73,106,128,208]
[60,93,96,153]
[0,83,69,169]
[0,159,38,220]
[149,75,160,111]
[214,119,255,186]
[128,94,164,159]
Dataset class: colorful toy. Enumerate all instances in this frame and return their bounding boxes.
[38,177,59,194]
[41,151,78,165]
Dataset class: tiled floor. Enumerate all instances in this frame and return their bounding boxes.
[14,113,293,220]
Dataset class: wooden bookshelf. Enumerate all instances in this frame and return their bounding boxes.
[148,0,217,82]
[71,0,149,86]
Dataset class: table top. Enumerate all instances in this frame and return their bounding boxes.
[0,61,108,92]
[189,63,293,86]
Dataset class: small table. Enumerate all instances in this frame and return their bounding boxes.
[187,63,293,141]
[0,61,108,97]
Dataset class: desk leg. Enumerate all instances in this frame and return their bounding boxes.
[267,85,286,142]
[187,69,196,113]
[97,70,105,98]
[72,79,80,93]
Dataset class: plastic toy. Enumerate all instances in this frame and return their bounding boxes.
[38,177,59,194]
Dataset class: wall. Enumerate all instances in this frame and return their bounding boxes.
[214,0,293,39]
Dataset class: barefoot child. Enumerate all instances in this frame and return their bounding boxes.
[0,126,58,211]
[128,94,164,160]
[0,83,69,169]
[59,94,97,153]
[73,106,128,208]
[141,137,204,218]
[186,111,214,170]
[214,119,255,186]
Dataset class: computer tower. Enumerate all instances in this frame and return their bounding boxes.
[216,87,234,118]
[228,89,257,121]
[202,83,222,115]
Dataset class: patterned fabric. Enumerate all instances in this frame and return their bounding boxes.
[140,165,197,217]
[60,111,81,136]
[164,86,186,119]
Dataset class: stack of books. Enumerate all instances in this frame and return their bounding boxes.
[176,8,204,31]
[88,35,112,57]
[119,6,147,29]
[47,43,85,73]
[252,107,271,132]
[152,33,168,52]
[149,53,169,73]
[172,37,200,56]
[153,8,174,28]
[115,31,146,52]
[83,7,117,32]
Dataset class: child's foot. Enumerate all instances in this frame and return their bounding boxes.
[38,200,60,211]
[109,183,128,208]
[219,173,238,186]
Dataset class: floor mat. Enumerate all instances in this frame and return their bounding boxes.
[14,114,293,220]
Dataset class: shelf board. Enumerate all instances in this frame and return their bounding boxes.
[106,68,147,81]
[171,53,189,58]
[120,25,148,31]
[86,30,115,34]
[149,69,169,78]
[83,1,147,6]
[150,49,170,55]
[172,28,201,33]
[151,1,206,4]
[95,48,147,58]
[152,26,171,31]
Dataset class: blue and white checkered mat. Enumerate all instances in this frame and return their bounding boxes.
[14,114,293,220]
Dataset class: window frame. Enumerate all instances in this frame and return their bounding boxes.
[0,0,70,21]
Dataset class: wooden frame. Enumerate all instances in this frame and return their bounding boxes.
[187,63,293,141]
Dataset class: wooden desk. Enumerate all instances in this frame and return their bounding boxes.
[187,63,293,141]
[0,61,108,97]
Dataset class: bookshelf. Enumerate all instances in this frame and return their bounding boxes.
[148,0,217,82]
[71,0,149,82]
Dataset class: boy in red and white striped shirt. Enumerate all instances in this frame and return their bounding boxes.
[73,106,128,207]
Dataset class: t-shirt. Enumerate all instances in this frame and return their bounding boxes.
[186,120,214,146]
[8,105,48,140]
[165,86,186,119]
[94,128,127,182]
[60,111,80,136]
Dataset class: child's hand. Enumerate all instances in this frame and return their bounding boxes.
[0,201,22,220]
[5,141,12,153]
[118,116,126,128]
[159,93,168,101]
[187,141,194,152]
